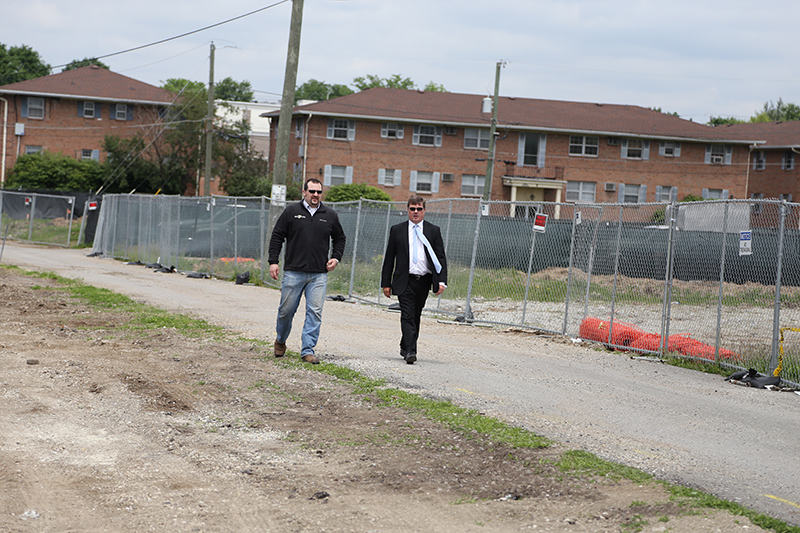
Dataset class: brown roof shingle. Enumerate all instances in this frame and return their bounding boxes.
[718,121,800,148]
[0,65,174,105]
[281,87,760,144]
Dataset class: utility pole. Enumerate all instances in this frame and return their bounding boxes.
[482,61,504,203]
[203,42,215,197]
[272,0,304,203]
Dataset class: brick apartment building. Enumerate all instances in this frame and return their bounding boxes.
[0,65,174,187]
[719,121,800,202]
[265,88,768,209]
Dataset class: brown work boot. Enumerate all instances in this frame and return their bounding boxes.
[301,354,320,364]
[274,340,286,358]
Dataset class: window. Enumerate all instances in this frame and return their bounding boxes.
[702,188,728,200]
[753,151,766,171]
[461,174,485,196]
[378,168,402,187]
[751,193,764,214]
[655,185,678,202]
[569,135,599,156]
[620,184,645,203]
[326,119,355,140]
[28,97,45,119]
[25,145,42,155]
[323,164,353,186]
[464,128,490,149]
[659,141,681,157]
[409,170,440,193]
[295,118,304,138]
[516,133,546,168]
[415,171,433,192]
[412,125,442,147]
[115,104,128,120]
[81,149,93,160]
[83,101,95,118]
[705,144,731,165]
[780,194,793,202]
[330,165,346,185]
[622,139,650,160]
[565,181,596,203]
[521,133,539,166]
[381,122,404,139]
[783,151,795,170]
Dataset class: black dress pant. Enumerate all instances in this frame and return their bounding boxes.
[397,274,432,356]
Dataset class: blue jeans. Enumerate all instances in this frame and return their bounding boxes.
[275,271,328,356]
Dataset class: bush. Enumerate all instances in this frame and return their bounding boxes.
[324,183,391,203]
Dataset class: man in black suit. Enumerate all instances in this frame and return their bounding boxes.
[381,196,448,364]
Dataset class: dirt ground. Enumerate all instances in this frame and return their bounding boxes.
[0,267,761,532]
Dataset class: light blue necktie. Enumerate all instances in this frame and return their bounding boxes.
[412,224,442,274]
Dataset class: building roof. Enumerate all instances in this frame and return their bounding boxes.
[717,121,800,149]
[0,65,174,105]
[265,87,761,144]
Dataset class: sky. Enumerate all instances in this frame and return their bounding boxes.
[2,0,799,123]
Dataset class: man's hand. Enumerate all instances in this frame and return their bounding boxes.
[434,283,446,296]
[382,287,391,298]
[269,264,280,280]
[326,258,339,272]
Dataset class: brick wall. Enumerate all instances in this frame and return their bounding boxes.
[2,95,161,170]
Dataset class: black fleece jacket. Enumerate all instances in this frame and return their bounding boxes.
[268,201,346,273]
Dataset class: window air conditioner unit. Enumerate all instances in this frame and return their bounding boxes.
[711,155,724,164]
[604,182,617,192]
[441,173,454,183]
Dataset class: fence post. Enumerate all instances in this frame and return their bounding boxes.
[27,194,36,242]
[348,199,363,300]
[582,205,604,325]
[210,197,216,276]
[435,199,454,311]
[771,201,787,374]
[378,202,393,306]
[713,201,731,364]
[521,219,539,326]
[607,205,624,344]
[463,200,484,321]
[563,204,580,335]
[66,197,75,247]
[260,197,267,283]
[660,202,678,355]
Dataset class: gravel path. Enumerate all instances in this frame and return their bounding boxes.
[3,241,800,527]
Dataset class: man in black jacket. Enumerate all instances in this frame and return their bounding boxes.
[268,179,346,364]
[381,196,448,364]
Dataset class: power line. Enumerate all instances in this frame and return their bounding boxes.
[50,1,291,70]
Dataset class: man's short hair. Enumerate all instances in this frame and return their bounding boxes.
[305,178,322,191]
[407,195,426,208]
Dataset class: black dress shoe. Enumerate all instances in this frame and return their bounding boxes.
[404,352,417,364]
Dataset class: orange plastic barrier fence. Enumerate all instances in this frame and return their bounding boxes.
[579,317,644,348]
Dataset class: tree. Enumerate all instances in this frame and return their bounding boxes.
[294,79,353,102]
[323,183,391,203]
[708,116,744,126]
[352,74,415,91]
[216,77,254,102]
[0,43,51,85]
[351,74,447,92]
[63,58,110,71]
[751,98,800,122]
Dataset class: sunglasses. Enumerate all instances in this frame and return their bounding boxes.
[306,189,323,195]
[408,207,424,212]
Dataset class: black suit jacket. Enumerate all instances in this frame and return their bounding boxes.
[381,220,448,295]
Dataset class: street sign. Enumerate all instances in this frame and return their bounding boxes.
[739,230,752,256]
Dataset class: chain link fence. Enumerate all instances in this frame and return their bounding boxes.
[91,194,800,387]
[0,190,81,247]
